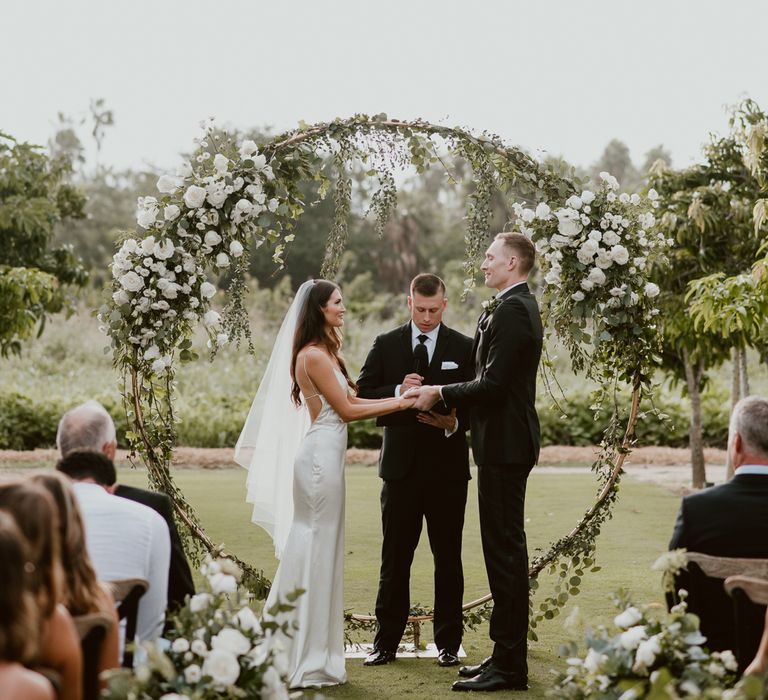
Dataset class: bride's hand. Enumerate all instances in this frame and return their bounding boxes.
[399,386,420,408]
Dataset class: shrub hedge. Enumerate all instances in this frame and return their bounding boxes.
[0,387,730,452]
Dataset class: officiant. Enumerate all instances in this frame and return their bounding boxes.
[357,273,474,668]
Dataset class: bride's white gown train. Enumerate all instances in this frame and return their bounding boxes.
[264,369,348,688]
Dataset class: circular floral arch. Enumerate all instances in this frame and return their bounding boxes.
[103,115,667,637]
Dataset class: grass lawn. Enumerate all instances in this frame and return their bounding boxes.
[110,463,679,699]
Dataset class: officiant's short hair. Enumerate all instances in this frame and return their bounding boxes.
[496,232,535,274]
[410,273,446,297]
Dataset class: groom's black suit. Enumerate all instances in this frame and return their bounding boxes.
[358,322,473,654]
[441,282,543,676]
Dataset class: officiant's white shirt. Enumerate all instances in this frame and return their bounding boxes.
[72,482,171,644]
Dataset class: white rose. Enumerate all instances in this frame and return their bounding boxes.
[216,333,229,346]
[644,282,660,298]
[190,638,209,658]
[137,207,157,230]
[267,198,279,213]
[535,202,551,219]
[610,244,630,265]
[113,289,130,305]
[161,283,179,300]
[630,193,641,205]
[647,188,659,201]
[588,230,602,242]
[602,231,620,247]
[595,252,613,269]
[206,184,228,208]
[183,185,207,209]
[633,634,661,670]
[203,310,221,327]
[566,195,583,210]
[235,606,261,634]
[521,208,535,222]
[587,267,607,286]
[183,664,201,683]
[239,139,259,157]
[619,192,630,204]
[151,358,169,374]
[544,269,561,286]
[153,239,175,260]
[252,153,267,170]
[209,572,237,593]
[235,198,253,214]
[260,666,289,700]
[119,271,144,292]
[189,593,212,612]
[171,638,190,653]
[215,252,230,268]
[633,256,646,269]
[614,606,643,629]
[143,344,160,361]
[229,240,244,257]
[139,236,155,257]
[583,648,606,673]
[620,624,647,650]
[202,648,240,689]
[557,218,581,238]
[580,278,594,291]
[159,694,190,700]
[580,190,595,204]
[571,291,585,302]
[204,230,222,247]
[200,282,217,299]
[156,175,179,194]
[607,192,617,202]
[164,204,181,221]
[610,286,625,297]
[213,153,229,174]
[212,628,250,656]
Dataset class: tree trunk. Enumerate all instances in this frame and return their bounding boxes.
[739,346,750,398]
[726,347,741,480]
[683,348,707,489]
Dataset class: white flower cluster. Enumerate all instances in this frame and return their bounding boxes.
[109,235,223,373]
[109,123,282,376]
[553,594,739,699]
[119,556,291,700]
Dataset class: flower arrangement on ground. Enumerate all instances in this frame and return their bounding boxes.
[104,555,299,700]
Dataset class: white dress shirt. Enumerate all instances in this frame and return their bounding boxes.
[734,464,768,475]
[395,322,441,396]
[73,482,171,645]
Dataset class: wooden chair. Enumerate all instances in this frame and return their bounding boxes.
[106,578,148,668]
[73,611,114,700]
[671,554,768,673]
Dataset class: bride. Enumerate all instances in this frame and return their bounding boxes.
[235,279,416,688]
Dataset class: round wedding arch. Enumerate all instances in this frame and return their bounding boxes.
[102,114,667,639]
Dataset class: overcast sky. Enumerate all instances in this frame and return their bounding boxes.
[3,0,768,174]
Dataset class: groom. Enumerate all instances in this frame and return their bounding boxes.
[413,232,543,692]
[357,273,473,668]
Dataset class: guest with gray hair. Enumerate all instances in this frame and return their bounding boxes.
[669,395,768,657]
[56,401,195,618]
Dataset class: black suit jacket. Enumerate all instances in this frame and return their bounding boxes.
[114,484,196,613]
[668,473,768,652]
[441,283,543,467]
[357,322,474,481]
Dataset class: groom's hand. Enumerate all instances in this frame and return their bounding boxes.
[412,385,440,411]
[398,373,423,395]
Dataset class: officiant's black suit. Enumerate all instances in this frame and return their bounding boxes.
[357,321,473,654]
[441,282,543,676]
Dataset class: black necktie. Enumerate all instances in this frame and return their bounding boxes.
[414,334,429,375]
[417,334,428,345]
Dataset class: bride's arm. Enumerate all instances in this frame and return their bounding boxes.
[305,352,414,422]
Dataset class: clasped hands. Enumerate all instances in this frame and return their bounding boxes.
[399,377,448,427]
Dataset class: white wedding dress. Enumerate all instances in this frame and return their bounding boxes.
[263,368,348,688]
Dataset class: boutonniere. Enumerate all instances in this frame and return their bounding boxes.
[481,297,503,315]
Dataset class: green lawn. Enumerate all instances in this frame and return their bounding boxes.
[112,464,679,699]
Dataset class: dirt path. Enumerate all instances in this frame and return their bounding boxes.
[0,445,725,494]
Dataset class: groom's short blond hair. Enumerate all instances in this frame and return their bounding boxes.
[495,232,535,274]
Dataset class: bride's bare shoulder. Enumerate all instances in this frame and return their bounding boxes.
[298,345,330,365]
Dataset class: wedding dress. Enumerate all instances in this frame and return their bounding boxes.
[263,365,348,688]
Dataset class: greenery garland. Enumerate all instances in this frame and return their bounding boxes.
[101,114,666,638]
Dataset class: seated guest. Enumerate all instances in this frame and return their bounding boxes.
[0,482,82,700]
[0,511,55,700]
[56,451,171,646]
[57,400,195,616]
[669,396,768,652]
[30,471,120,682]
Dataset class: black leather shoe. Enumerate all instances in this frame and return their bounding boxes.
[437,649,460,667]
[457,656,492,677]
[363,648,396,666]
[452,666,528,692]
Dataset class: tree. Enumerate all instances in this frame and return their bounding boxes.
[0,133,87,355]
[592,139,640,191]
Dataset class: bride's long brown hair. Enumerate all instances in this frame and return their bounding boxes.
[290,280,356,406]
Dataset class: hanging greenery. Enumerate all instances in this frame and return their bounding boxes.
[101,114,667,634]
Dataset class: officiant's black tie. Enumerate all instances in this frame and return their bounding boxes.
[413,334,429,376]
